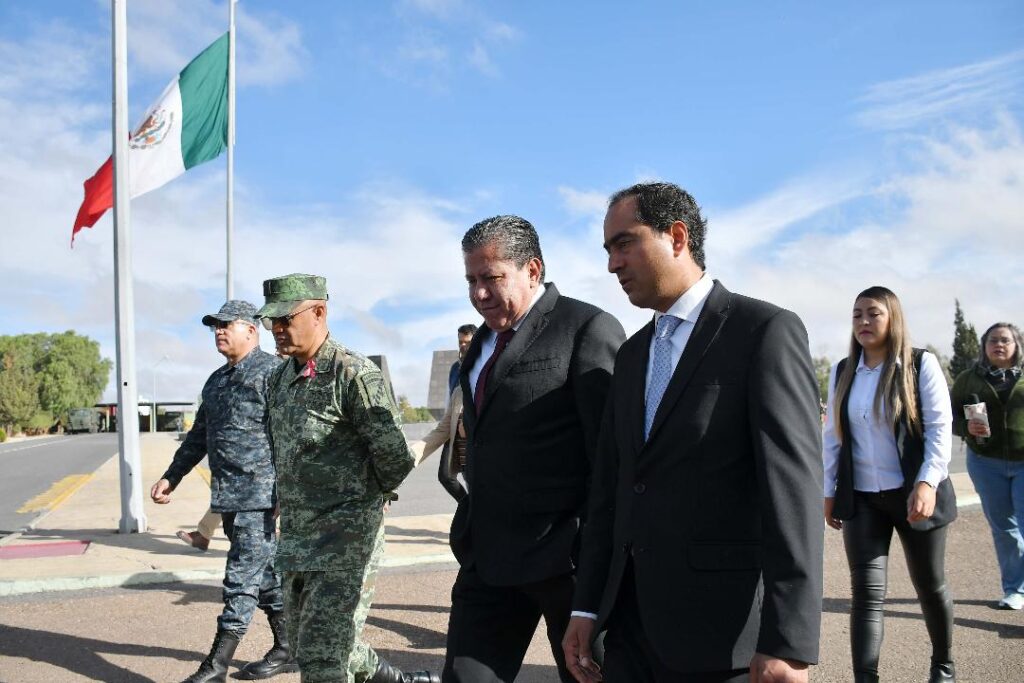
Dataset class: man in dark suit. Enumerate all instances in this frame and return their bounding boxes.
[443,215,626,683]
[448,324,478,395]
[563,183,824,683]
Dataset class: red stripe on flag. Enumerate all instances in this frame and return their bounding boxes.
[71,156,113,247]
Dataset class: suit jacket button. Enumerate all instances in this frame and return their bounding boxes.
[633,483,646,494]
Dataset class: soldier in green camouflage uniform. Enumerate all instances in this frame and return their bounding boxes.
[257,274,439,683]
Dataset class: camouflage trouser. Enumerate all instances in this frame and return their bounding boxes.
[219,509,284,634]
[284,522,386,683]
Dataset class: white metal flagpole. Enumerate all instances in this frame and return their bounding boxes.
[111,0,147,533]
[226,0,237,300]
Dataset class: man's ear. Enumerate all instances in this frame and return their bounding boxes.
[527,257,543,284]
[669,220,689,257]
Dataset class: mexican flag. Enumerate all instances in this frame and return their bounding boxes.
[71,33,229,245]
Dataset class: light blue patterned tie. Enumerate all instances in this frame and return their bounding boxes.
[645,314,683,440]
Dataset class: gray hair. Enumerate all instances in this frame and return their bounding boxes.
[608,182,708,270]
[462,215,545,280]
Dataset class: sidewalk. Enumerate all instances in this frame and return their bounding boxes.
[0,433,455,597]
[0,432,982,598]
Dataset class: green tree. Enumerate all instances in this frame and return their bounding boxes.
[0,331,111,422]
[396,395,435,423]
[0,351,40,433]
[812,355,832,404]
[950,299,979,379]
[34,332,111,416]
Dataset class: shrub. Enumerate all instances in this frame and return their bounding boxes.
[0,428,6,442]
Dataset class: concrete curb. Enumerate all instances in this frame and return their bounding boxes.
[0,549,460,597]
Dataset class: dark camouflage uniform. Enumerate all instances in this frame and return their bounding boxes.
[268,336,415,683]
[161,346,283,634]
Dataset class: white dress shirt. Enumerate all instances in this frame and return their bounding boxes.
[645,273,714,388]
[468,284,546,403]
[822,351,952,497]
[571,274,713,621]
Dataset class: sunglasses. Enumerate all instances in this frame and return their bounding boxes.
[260,305,317,330]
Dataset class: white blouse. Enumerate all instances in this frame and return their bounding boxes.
[823,351,952,496]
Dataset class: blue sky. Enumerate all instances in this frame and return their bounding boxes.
[1,1,1022,405]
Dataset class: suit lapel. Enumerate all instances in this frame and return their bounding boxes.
[460,330,485,429]
[477,283,558,421]
[627,320,655,458]
[644,281,731,445]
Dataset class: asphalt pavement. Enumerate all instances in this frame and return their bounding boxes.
[0,431,1019,682]
[0,433,118,536]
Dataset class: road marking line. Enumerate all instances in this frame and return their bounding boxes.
[17,474,93,513]
[196,466,212,486]
[0,437,78,455]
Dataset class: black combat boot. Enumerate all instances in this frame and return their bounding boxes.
[234,611,299,679]
[928,661,956,682]
[369,659,440,683]
[183,630,241,683]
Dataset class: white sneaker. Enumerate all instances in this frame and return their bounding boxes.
[997,593,1024,610]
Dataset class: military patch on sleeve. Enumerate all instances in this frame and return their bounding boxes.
[357,372,387,407]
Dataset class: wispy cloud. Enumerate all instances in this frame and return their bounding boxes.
[380,0,521,87]
[128,0,308,87]
[856,49,1024,130]
[709,172,868,258]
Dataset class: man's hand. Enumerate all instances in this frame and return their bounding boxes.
[150,479,174,504]
[562,616,602,682]
[823,497,842,530]
[749,653,808,682]
[907,481,936,523]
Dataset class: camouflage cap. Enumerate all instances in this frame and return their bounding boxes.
[201,300,259,327]
[256,273,329,318]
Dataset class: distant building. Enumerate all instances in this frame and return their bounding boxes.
[427,349,460,419]
[367,354,397,406]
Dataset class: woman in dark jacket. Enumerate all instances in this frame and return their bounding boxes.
[951,322,1024,610]
[822,286,956,683]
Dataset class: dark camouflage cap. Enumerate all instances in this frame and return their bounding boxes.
[201,300,259,327]
[256,273,329,318]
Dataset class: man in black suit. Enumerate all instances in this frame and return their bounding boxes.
[442,215,625,683]
[563,183,823,683]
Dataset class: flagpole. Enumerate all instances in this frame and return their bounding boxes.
[226,0,237,300]
[111,0,147,534]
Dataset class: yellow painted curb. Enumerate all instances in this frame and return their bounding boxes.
[17,474,93,513]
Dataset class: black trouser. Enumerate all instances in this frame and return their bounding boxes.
[603,559,747,683]
[843,489,954,677]
[442,564,578,683]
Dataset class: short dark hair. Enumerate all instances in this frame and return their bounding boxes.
[457,323,478,336]
[462,215,545,280]
[608,182,707,269]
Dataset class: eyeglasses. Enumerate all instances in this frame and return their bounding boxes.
[986,337,1015,346]
[208,320,252,333]
[260,305,316,330]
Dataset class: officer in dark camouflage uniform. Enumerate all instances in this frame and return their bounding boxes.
[151,300,296,683]
[257,274,438,683]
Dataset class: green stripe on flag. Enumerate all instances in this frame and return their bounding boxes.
[178,32,229,169]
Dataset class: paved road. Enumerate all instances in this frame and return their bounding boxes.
[0,434,119,536]
[0,507,1021,682]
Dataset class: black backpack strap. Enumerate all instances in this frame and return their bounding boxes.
[834,358,847,391]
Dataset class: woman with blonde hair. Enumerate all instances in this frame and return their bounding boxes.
[822,286,956,683]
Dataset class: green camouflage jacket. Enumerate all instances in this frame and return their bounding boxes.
[267,335,415,571]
